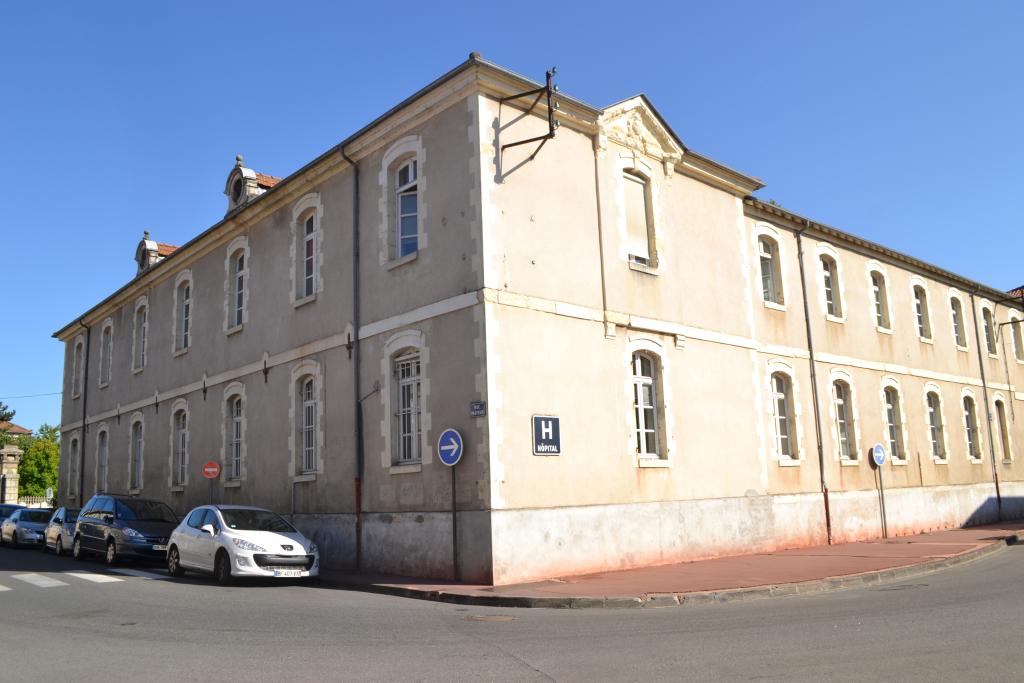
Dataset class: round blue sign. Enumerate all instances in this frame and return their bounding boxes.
[437,428,464,467]
[872,443,887,467]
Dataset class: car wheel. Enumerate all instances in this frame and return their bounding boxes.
[105,540,118,566]
[214,550,233,586]
[55,537,64,557]
[10,531,19,549]
[167,546,185,578]
[72,536,84,561]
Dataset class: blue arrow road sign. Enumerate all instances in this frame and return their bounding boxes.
[437,428,463,467]
[872,443,887,467]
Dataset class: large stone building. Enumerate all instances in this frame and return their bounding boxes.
[55,54,1024,584]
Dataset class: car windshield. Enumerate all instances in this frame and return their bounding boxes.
[64,509,80,522]
[1,505,23,517]
[115,499,178,523]
[220,509,295,533]
[22,510,52,523]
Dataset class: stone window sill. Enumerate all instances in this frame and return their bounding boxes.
[225,324,243,336]
[778,458,802,467]
[840,458,859,467]
[825,314,845,324]
[969,457,984,465]
[628,260,659,276]
[763,300,787,312]
[128,488,142,496]
[637,457,670,468]
[918,336,934,345]
[173,347,189,358]
[170,485,185,493]
[955,345,969,353]
[891,459,909,467]
[293,294,317,309]
[876,326,893,335]
[386,251,419,271]
[390,462,422,475]
[292,473,317,483]
[132,366,144,376]
[98,381,109,390]
[224,479,242,488]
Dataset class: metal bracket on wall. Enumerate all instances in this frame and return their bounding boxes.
[499,67,560,167]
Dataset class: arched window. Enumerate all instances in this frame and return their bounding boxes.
[393,351,422,464]
[995,399,1012,462]
[71,338,84,397]
[68,437,79,497]
[133,301,148,371]
[129,418,144,490]
[925,392,946,460]
[298,377,317,474]
[99,322,113,387]
[1012,317,1024,362]
[175,280,191,352]
[982,307,997,355]
[950,296,967,348]
[96,429,109,493]
[883,386,905,461]
[396,159,419,258]
[913,285,931,339]
[632,352,663,458]
[759,237,783,305]
[870,271,891,329]
[833,380,856,460]
[172,408,187,486]
[770,372,796,460]
[291,193,323,303]
[228,395,243,479]
[231,250,246,328]
[963,395,981,460]
[301,214,316,298]
[821,255,841,317]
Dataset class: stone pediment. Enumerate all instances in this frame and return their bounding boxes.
[599,96,685,162]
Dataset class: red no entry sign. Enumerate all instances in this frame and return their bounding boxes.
[202,460,221,479]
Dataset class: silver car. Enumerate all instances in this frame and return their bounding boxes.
[43,507,80,555]
[1,508,53,548]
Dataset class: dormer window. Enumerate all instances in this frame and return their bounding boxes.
[225,154,280,214]
[231,178,243,203]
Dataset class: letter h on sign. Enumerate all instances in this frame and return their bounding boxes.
[532,415,561,456]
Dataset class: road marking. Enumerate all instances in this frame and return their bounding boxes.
[108,568,168,580]
[65,571,124,584]
[11,573,69,588]
[0,583,10,592]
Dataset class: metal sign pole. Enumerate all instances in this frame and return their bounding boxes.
[451,464,458,582]
[877,466,888,539]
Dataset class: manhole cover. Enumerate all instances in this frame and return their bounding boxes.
[464,614,517,622]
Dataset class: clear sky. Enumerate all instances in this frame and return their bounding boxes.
[1,1,1021,431]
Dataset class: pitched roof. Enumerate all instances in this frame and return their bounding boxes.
[156,243,178,257]
[1009,286,1024,299]
[0,421,31,435]
[255,173,281,189]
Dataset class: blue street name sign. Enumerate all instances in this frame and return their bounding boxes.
[872,443,887,467]
[532,415,561,456]
[437,428,463,467]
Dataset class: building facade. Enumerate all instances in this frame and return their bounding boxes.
[55,54,1024,585]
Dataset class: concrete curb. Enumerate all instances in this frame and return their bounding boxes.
[323,532,1019,610]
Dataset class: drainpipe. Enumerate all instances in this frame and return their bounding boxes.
[591,135,610,331]
[795,220,832,545]
[340,145,363,570]
[969,291,1002,520]
[77,319,92,507]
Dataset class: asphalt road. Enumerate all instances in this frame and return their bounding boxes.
[1,543,1022,682]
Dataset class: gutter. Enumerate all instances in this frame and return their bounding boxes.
[968,291,1003,520]
[795,221,832,545]
[77,319,91,507]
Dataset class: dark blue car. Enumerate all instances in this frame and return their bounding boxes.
[73,494,179,565]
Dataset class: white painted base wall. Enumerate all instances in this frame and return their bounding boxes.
[490,481,1018,585]
[291,513,356,571]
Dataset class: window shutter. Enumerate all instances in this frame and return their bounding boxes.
[623,173,650,261]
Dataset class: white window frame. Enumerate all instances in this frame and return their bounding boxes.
[1009,313,1024,364]
[378,136,426,266]
[881,383,907,464]
[223,236,250,333]
[828,370,860,463]
[392,351,423,465]
[98,319,113,388]
[395,159,419,259]
[949,290,968,351]
[290,194,324,305]
[172,270,192,355]
[128,413,144,492]
[169,399,188,489]
[631,351,663,459]
[381,330,432,473]
[131,296,148,373]
[961,389,983,463]
[770,370,798,463]
[981,302,998,358]
[910,277,933,342]
[221,381,247,484]
[71,335,84,399]
[289,360,323,480]
[992,395,1013,463]
[866,262,892,332]
[95,425,109,494]
[816,243,845,322]
[922,384,948,463]
[756,225,786,310]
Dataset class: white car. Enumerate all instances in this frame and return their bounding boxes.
[166,505,319,585]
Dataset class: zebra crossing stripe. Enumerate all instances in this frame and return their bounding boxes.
[0,583,10,592]
[108,567,168,580]
[11,573,69,588]
[65,571,124,584]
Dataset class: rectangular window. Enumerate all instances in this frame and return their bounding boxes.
[759,238,781,304]
[173,411,187,486]
[771,373,794,459]
[68,439,79,496]
[394,354,422,463]
[631,353,661,458]
[914,287,931,339]
[130,422,143,489]
[623,172,651,264]
[951,298,966,347]
[134,307,147,369]
[232,253,245,327]
[884,387,904,461]
[926,393,945,459]
[177,284,191,351]
[964,397,980,460]
[871,272,890,328]
[983,309,997,355]
[303,216,315,297]
[300,379,316,473]
[1013,320,1024,362]
[72,342,83,396]
[100,326,113,385]
[396,160,418,258]
[834,382,855,459]
[229,397,243,479]
[996,401,1011,461]
[822,257,840,317]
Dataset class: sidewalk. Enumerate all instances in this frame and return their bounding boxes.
[320,523,1022,609]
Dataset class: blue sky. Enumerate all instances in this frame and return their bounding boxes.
[1,1,1021,431]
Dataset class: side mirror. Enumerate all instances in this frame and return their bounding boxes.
[103,514,114,524]
[200,523,217,536]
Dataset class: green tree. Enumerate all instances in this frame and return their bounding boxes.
[0,401,13,423]
[17,423,60,497]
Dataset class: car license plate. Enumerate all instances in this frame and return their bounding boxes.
[273,569,306,578]
[152,544,168,551]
